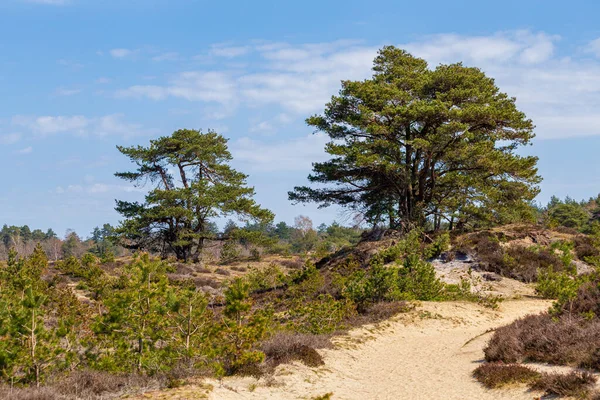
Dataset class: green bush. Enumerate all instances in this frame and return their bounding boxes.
[246,263,287,292]
[424,232,450,259]
[220,241,240,264]
[286,295,355,334]
[536,270,582,300]
[397,256,445,300]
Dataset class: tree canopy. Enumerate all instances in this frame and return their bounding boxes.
[114,129,273,261]
[289,46,541,231]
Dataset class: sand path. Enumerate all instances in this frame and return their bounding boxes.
[195,299,550,400]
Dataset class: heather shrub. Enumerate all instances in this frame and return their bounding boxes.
[473,363,540,388]
[260,332,331,370]
[486,278,600,369]
[530,371,597,397]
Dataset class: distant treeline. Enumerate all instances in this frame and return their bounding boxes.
[0,217,362,262]
[536,195,600,233]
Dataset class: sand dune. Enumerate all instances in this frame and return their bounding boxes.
[196,300,551,400]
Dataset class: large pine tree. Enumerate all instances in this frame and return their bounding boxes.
[289,46,541,231]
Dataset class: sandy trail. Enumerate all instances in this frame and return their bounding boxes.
[193,299,550,400]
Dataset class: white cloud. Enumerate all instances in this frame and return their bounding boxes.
[0,133,21,144]
[249,121,273,133]
[15,146,33,155]
[117,71,236,107]
[13,115,89,135]
[586,37,600,58]
[403,31,558,66]
[210,45,251,58]
[231,133,329,171]
[95,77,111,84]
[12,114,149,138]
[55,183,143,195]
[152,52,180,62]
[57,59,83,70]
[110,48,135,59]
[113,31,600,139]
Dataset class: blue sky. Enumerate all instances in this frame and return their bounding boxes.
[2,0,600,238]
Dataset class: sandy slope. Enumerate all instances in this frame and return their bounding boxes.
[189,299,548,400]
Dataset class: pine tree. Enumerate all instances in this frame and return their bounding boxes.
[93,253,173,373]
[290,46,541,231]
[114,129,273,262]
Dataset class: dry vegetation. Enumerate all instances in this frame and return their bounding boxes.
[476,265,600,398]
[3,223,600,399]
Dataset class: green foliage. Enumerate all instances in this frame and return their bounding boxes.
[246,263,287,292]
[536,270,582,301]
[550,240,575,271]
[549,203,589,230]
[92,253,173,373]
[61,231,82,258]
[0,247,77,386]
[56,254,104,282]
[287,295,354,334]
[166,287,212,364]
[423,232,450,259]
[249,247,261,261]
[396,256,446,300]
[215,278,271,375]
[290,46,540,231]
[220,241,241,264]
[114,129,273,262]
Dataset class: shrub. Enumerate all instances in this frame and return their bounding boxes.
[530,371,597,397]
[423,232,450,259]
[396,256,445,300]
[343,255,445,309]
[484,313,600,368]
[500,246,565,283]
[550,240,575,270]
[214,268,231,276]
[574,235,600,260]
[215,278,272,376]
[473,363,540,388]
[343,262,399,310]
[246,263,287,292]
[554,277,600,318]
[249,248,261,261]
[260,332,330,370]
[220,241,240,264]
[536,270,581,300]
[286,295,355,334]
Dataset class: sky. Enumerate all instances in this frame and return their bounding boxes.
[1,0,600,238]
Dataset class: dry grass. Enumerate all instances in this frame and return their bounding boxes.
[472,363,540,388]
[0,370,161,400]
[485,313,600,367]
[348,301,414,327]
[260,332,332,371]
[530,371,597,397]
[485,277,600,369]
[474,363,597,398]
[214,267,231,276]
[459,231,568,282]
